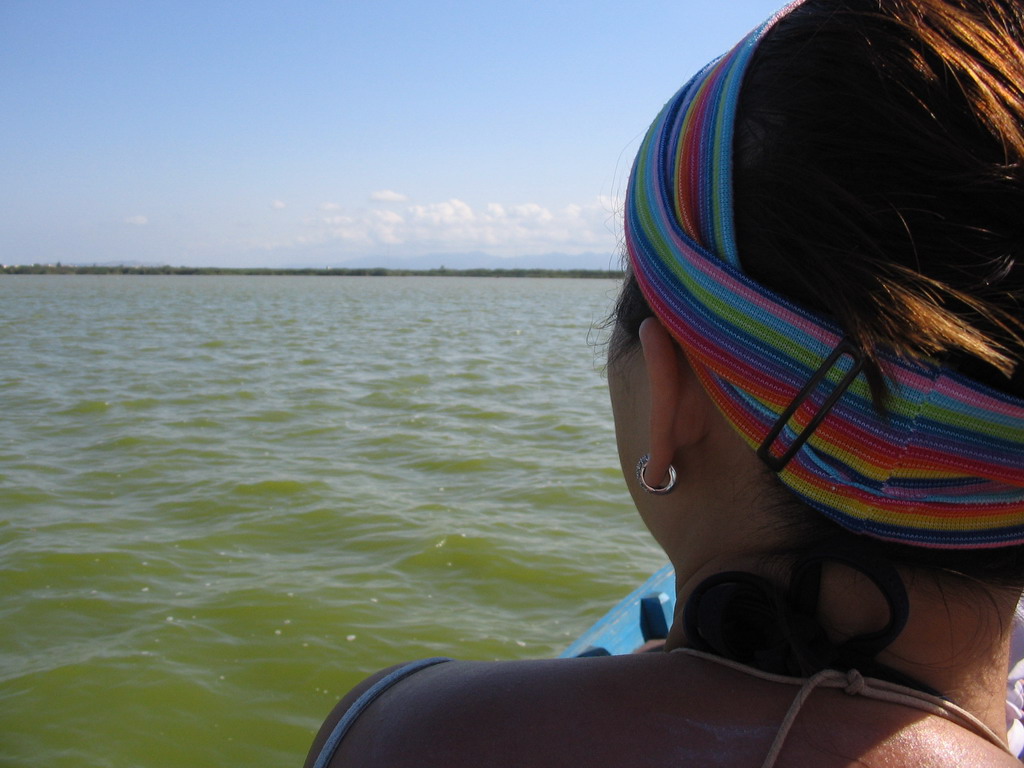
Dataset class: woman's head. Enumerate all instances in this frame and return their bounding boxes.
[613,0,1024,570]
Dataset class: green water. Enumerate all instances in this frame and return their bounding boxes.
[0,275,664,767]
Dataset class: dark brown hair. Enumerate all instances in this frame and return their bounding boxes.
[737,0,1024,397]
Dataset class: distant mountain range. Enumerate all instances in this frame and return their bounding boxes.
[324,251,622,272]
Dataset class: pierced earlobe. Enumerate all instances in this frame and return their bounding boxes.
[636,454,677,495]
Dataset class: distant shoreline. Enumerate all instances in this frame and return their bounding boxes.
[1,264,624,279]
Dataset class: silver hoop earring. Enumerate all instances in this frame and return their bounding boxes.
[636,454,677,495]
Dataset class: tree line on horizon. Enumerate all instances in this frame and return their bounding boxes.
[1,264,624,279]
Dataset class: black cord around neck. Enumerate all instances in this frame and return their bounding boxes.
[681,545,941,697]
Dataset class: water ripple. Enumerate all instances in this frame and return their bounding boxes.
[0,276,662,768]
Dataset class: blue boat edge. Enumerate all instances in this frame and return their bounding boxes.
[559,564,676,658]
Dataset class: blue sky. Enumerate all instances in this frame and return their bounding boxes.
[3,1,786,269]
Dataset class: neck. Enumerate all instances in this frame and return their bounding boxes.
[834,568,1016,736]
[665,555,1017,740]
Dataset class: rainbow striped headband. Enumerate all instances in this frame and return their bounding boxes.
[624,6,1024,548]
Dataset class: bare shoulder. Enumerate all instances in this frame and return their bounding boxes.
[779,694,1022,768]
[304,654,736,767]
[303,661,409,768]
[306,653,1022,768]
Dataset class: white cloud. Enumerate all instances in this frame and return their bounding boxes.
[319,202,342,211]
[271,200,287,210]
[409,198,475,226]
[124,215,148,226]
[370,189,409,202]
[295,195,620,257]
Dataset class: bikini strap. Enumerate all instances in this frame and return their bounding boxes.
[312,657,452,768]
[670,648,1011,766]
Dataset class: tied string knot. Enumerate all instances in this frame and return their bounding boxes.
[843,668,866,696]
[760,666,873,768]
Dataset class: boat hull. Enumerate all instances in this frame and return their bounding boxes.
[560,564,675,658]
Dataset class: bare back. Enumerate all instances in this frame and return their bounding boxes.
[306,653,1020,768]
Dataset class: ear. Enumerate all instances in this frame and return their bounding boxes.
[639,317,707,483]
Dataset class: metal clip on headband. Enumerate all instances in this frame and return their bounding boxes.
[757,341,865,472]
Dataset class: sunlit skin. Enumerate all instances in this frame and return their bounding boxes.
[607,317,1018,740]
